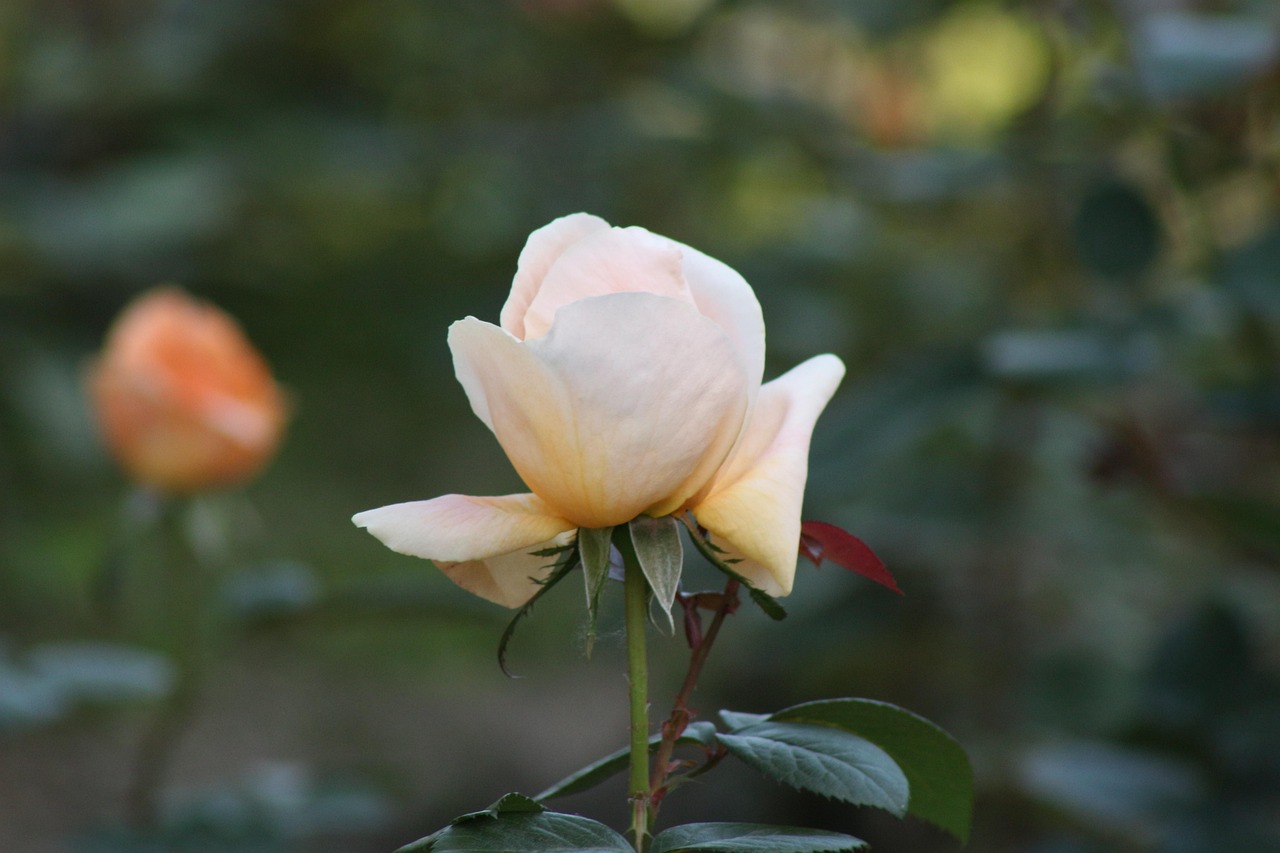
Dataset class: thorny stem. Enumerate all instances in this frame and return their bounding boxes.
[622,538,651,852]
[647,577,739,817]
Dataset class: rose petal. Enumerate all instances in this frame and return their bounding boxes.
[501,213,610,340]
[449,292,751,528]
[690,354,845,595]
[711,542,788,598]
[438,530,577,608]
[352,492,575,562]
[520,226,695,340]
[678,243,765,390]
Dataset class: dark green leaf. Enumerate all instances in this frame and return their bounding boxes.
[398,793,631,852]
[537,722,718,801]
[629,516,683,633]
[472,792,544,816]
[771,700,974,842]
[649,822,867,852]
[679,719,719,746]
[497,548,580,677]
[578,526,614,655]
[719,710,769,732]
[402,815,630,852]
[716,722,908,815]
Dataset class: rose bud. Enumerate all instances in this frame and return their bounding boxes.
[355,214,844,607]
[88,287,287,493]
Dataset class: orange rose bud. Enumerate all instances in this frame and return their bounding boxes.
[88,287,287,493]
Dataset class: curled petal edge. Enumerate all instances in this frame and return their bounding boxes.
[352,493,577,607]
[690,354,846,596]
[437,530,578,608]
[501,213,610,340]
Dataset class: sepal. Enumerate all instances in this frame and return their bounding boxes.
[578,526,614,655]
[681,516,787,620]
[497,544,581,676]
[628,516,684,633]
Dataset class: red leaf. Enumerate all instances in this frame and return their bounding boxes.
[799,521,902,595]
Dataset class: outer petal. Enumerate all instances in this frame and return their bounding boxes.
[690,354,845,596]
[677,242,766,390]
[450,292,750,528]
[501,213,610,340]
[714,549,787,598]
[520,227,695,340]
[437,530,577,608]
[352,493,575,562]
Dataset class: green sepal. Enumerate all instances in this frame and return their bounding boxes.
[396,792,631,852]
[529,542,578,558]
[681,518,786,621]
[628,515,684,633]
[771,699,974,843]
[578,526,614,656]
[497,544,580,677]
[536,721,718,801]
[649,823,867,852]
[715,721,909,816]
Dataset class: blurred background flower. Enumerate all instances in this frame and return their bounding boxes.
[88,286,287,494]
[2,1,1279,851]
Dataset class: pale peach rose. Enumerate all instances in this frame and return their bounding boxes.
[354,213,844,607]
[88,287,287,493]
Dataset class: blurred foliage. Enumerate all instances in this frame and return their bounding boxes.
[3,0,1280,851]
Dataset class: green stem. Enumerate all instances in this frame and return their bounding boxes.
[622,541,650,852]
[127,497,206,830]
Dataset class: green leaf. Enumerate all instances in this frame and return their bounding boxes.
[629,516,683,633]
[771,699,973,842]
[536,722,718,801]
[578,526,614,656]
[716,722,908,815]
[719,710,769,732]
[497,547,580,677]
[398,793,631,852]
[479,792,544,815]
[396,794,542,851]
[649,823,867,852]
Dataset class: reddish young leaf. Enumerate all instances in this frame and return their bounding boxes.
[800,521,902,595]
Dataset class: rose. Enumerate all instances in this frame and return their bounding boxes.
[88,287,288,493]
[354,213,844,607]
